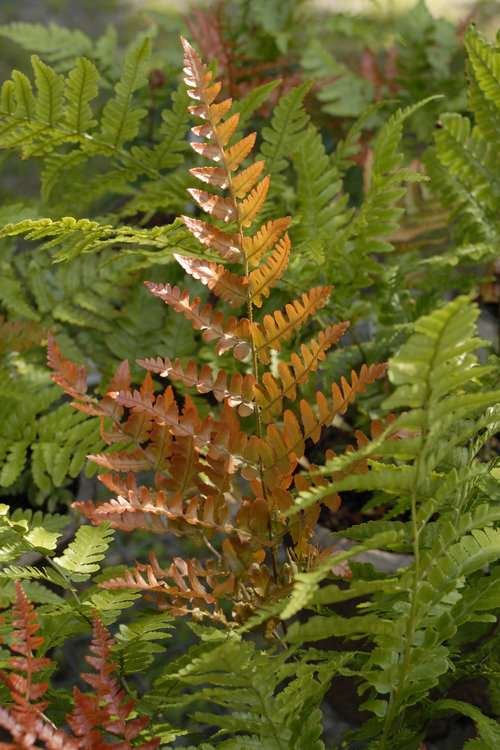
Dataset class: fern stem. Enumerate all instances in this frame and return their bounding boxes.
[251,682,287,750]
[45,555,94,627]
[210,104,281,585]
[380,312,446,747]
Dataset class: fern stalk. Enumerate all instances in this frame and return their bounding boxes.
[380,310,448,746]
[198,39,280,582]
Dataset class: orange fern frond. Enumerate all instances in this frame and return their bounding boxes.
[249,234,291,308]
[243,217,291,266]
[238,175,270,227]
[180,217,241,262]
[251,286,332,364]
[174,254,247,307]
[255,323,350,420]
[0,706,79,750]
[232,160,265,198]
[250,364,387,488]
[101,553,230,623]
[145,282,251,360]
[138,356,256,416]
[74,478,235,538]
[68,616,160,750]
[0,582,52,721]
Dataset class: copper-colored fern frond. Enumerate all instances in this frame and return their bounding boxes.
[251,286,332,364]
[179,36,299,367]
[180,216,241,261]
[255,322,350,421]
[174,254,247,307]
[0,706,79,750]
[248,234,291,308]
[111,386,215,446]
[101,553,231,623]
[145,282,251,359]
[138,356,256,416]
[47,335,92,407]
[186,3,236,98]
[88,450,152,473]
[69,616,160,750]
[47,336,123,420]
[74,471,240,539]
[0,582,52,721]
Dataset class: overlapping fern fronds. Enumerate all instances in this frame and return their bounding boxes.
[281,295,500,747]
[425,27,500,268]
[0,581,160,749]
[46,36,386,626]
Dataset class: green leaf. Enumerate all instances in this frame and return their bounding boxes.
[260,81,310,176]
[52,523,114,581]
[64,57,99,134]
[100,35,151,148]
[31,54,65,128]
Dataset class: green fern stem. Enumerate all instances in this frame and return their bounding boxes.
[380,317,445,746]
[379,478,422,748]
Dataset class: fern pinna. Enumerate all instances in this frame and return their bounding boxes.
[47,37,385,625]
[0,581,158,749]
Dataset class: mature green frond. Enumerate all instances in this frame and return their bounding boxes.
[131,82,190,171]
[113,612,173,673]
[64,57,99,134]
[153,637,328,749]
[291,124,348,246]
[283,530,405,619]
[259,82,310,178]
[0,22,93,68]
[99,35,151,148]
[0,216,208,262]
[301,38,372,117]
[52,523,114,581]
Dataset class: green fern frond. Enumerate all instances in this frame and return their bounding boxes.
[64,56,99,134]
[99,35,151,149]
[282,530,405,619]
[131,82,190,171]
[153,637,327,750]
[113,611,173,674]
[52,523,114,581]
[0,22,93,68]
[435,700,500,750]
[260,81,310,178]
[0,216,209,263]
[291,124,348,246]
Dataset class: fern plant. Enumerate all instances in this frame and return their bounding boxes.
[44,37,385,626]
[1,9,500,750]
[281,295,500,748]
[425,26,500,273]
[0,581,161,749]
